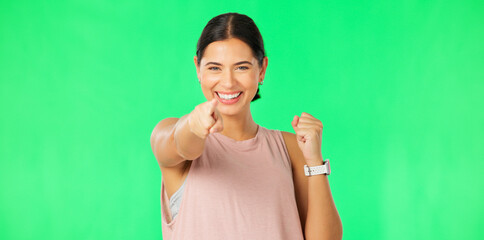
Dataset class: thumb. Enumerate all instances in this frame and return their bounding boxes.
[210,114,223,133]
[208,98,218,114]
[211,98,218,108]
[292,115,299,131]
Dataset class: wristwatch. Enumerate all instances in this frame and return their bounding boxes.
[304,159,331,176]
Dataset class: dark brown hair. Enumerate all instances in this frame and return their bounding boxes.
[196,12,266,102]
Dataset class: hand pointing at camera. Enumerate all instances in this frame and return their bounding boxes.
[188,98,224,139]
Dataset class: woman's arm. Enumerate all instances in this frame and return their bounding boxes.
[173,113,206,160]
[290,112,343,240]
[304,159,343,240]
[151,99,222,167]
[150,113,206,168]
[282,131,343,240]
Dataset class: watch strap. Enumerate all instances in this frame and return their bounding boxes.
[304,158,331,176]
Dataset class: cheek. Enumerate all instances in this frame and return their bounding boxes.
[201,72,222,83]
[201,83,214,93]
[206,75,221,82]
[241,73,259,90]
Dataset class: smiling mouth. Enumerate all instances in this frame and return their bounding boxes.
[215,91,243,100]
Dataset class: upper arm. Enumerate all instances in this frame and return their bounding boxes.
[150,117,187,168]
[281,131,309,234]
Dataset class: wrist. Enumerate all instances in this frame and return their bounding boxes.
[304,158,331,176]
[305,158,324,167]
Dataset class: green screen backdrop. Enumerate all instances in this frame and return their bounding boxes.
[0,0,482,239]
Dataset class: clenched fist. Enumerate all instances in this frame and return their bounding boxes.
[292,112,324,163]
[188,98,224,139]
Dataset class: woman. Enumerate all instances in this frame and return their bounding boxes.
[150,12,342,240]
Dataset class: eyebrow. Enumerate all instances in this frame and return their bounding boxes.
[204,61,253,66]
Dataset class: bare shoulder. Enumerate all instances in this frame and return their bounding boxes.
[280,131,305,168]
[150,117,186,170]
[151,117,192,199]
[151,118,180,138]
[150,117,179,153]
[281,130,309,232]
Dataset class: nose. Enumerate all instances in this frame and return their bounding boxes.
[219,70,236,88]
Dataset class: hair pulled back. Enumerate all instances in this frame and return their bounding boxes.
[196,12,266,102]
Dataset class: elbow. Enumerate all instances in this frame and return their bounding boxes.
[332,210,343,240]
[334,219,343,240]
[324,220,345,240]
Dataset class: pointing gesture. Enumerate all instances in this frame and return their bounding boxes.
[188,98,224,139]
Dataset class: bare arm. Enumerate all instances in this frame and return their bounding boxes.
[283,131,342,240]
[305,160,343,240]
[150,99,222,168]
[173,113,206,161]
[150,114,205,168]
[288,113,343,240]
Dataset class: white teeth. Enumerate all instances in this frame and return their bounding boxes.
[217,92,241,100]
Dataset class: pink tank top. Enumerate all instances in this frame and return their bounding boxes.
[160,125,304,240]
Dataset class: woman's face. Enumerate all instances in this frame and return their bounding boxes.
[194,37,268,116]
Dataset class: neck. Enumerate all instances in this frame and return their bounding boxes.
[219,108,258,141]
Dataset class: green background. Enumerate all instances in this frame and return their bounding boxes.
[0,0,482,239]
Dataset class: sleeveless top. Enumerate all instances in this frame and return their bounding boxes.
[160,125,304,240]
[168,175,186,220]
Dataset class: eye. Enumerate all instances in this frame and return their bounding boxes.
[237,66,249,70]
[208,66,221,71]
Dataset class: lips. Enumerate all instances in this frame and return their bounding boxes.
[215,91,243,104]
[215,91,243,95]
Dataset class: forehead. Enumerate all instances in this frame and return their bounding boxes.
[201,38,255,63]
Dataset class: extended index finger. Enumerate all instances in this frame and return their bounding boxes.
[207,98,218,114]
